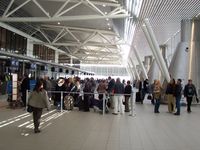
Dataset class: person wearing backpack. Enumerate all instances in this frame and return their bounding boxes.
[184,79,198,113]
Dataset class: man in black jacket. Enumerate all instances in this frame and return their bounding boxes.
[184,79,198,113]
[124,81,132,112]
[174,79,182,115]
[21,74,30,107]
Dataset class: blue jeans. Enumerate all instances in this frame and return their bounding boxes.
[176,96,181,114]
[154,99,160,113]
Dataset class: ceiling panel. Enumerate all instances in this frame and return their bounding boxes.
[132,0,200,60]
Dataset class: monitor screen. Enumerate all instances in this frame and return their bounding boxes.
[11,59,19,67]
[41,65,48,71]
[59,68,63,73]
[31,63,36,69]
[51,67,55,72]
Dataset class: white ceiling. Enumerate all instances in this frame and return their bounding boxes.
[132,0,200,58]
[0,0,128,64]
[0,0,200,65]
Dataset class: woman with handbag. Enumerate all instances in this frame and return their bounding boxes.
[28,79,51,133]
[153,80,162,113]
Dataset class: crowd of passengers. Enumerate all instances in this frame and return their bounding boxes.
[3,74,199,116]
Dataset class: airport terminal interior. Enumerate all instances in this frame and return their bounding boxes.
[0,0,200,150]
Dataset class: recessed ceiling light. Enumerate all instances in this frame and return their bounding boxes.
[58,22,60,25]
[103,4,106,7]
[106,18,109,21]
[105,12,108,15]
[108,27,111,30]
[107,23,110,26]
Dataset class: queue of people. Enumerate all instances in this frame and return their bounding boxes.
[5,74,199,133]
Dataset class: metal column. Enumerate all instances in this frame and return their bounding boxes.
[133,46,148,79]
[143,19,170,82]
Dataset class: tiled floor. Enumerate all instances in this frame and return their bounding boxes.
[0,103,200,150]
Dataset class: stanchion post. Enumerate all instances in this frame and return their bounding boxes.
[103,93,105,115]
[61,91,63,113]
[26,90,29,111]
[130,92,134,116]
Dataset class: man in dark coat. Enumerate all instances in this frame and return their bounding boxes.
[184,79,198,113]
[21,74,30,107]
[174,79,182,115]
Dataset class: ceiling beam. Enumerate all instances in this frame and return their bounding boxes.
[41,25,117,35]
[31,42,122,48]
[40,0,120,7]
[0,14,129,22]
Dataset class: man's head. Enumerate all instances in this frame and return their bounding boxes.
[188,79,192,84]
[177,79,182,84]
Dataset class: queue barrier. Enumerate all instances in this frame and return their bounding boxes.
[26,90,136,116]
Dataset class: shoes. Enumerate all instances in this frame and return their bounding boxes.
[174,113,180,116]
[125,110,130,112]
[187,110,191,113]
[34,129,41,133]
[84,109,90,112]
[112,113,118,115]
[154,111,160,113]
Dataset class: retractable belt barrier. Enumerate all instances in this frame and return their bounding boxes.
[26,90,136,116]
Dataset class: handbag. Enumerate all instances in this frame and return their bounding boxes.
[147,94,152,100]
[27,105,33,113]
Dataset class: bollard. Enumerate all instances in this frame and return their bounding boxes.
[61,91,63,113]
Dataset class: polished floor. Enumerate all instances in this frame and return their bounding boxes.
[0,102,200,150]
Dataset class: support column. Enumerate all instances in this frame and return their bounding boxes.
[160,45,168,68]
[133,46,148,79]
[127,62,136,80]
[142,24,164,78]
[129,59,140,80]
[169,19,191,84]
[143,19,170,82]
[148,59,160,84]
[144,55,151,73]
[70,57,73,66]
[55,51,59,63]
[130,59,140,80]
[189,18,200,95]
[27,39,33,57]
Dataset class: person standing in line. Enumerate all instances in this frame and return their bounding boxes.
[124,81,132,112]
[166,79,176,113]
[21,74,30,107]
[28,79,50,133]
[97,79,107,100]
[174,79,182,115]
[112,78,124,115]
[153,80,162,113]
[107,77,115,109]
[83,78,92,112]
[184,79,198,113]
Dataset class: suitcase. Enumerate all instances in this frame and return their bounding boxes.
[64,95,74,110]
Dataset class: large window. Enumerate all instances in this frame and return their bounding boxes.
[0,26,27,54]
[33,45,55,62]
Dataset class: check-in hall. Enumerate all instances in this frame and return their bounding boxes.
[1,0,200,150]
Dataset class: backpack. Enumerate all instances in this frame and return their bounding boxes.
[187,85,194,97]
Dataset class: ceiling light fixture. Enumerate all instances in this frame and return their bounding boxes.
[103,4,106,7]
[107,23,110,26]
[58,22,60,25]
[105,12,108,15]
[106,18,109,21]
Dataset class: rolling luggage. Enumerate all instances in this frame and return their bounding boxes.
[64,95,74,110]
